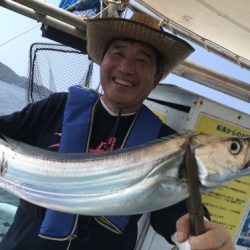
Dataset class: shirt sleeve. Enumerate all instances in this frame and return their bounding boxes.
[0,93,67,145]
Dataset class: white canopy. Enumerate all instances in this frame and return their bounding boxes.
[136,0,250,70]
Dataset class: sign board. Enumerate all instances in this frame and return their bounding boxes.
[143,84,250,249]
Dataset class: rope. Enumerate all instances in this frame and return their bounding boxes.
[0,24,39,47]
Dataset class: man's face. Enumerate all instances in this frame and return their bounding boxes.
[100,39,162,114]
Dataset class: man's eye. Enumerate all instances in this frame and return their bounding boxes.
[111,51,123,57]
[137,59,148,65]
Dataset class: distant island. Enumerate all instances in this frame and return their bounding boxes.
[0,62,28,88]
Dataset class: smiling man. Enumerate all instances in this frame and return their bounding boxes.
[100,39,162,114]
[0,12,235,250]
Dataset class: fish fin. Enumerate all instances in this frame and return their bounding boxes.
[179,129,213,137]
[158,132,180,141]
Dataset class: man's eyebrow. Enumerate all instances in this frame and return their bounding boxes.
[138,49,154,60]
[109,43,155,60]
[109,43,127,50]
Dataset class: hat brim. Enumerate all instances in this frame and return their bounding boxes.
[86,18,194,77]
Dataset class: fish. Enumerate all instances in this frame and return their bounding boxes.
[0,133,249,216]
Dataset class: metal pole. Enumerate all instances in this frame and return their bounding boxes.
[0,0,86,39]
[11,0,87,31]
[173,61,250,103]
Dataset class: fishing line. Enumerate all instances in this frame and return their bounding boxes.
[0,24,39,47]
[103,107,122,151]
[66,238,72,250]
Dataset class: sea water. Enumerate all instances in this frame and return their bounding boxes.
[0,80,26,240]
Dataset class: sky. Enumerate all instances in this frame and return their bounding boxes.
[0,0,250,115]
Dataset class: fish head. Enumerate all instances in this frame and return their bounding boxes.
[192,134,250,188]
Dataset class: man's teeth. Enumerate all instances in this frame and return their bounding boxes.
[114,78,133,87]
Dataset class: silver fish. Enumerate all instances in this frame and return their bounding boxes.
[0,134,249,215]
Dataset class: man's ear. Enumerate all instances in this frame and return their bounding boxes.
[153,72,163,88]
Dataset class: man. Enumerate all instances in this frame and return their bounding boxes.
[0,12,235,250]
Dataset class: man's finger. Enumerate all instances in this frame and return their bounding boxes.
[189,220,234,250]
[176,214,191,243]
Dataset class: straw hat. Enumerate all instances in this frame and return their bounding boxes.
[86,12,194,78]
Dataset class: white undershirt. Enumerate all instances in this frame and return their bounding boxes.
[100,97,137,117]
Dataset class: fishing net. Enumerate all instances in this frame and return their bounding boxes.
[27,43,93,103]
[29,1,102,103]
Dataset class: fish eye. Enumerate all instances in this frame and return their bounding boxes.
[228,139,242,155]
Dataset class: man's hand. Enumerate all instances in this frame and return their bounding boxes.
[176,214,236,249]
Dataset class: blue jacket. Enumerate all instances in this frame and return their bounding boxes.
[39,85,163,240]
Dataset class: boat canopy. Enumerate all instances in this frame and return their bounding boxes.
[137,0,250,70]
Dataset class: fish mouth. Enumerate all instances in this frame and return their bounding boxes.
[241,158,250,178]
[244,160,250,170]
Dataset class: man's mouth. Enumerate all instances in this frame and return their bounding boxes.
[113,77,135,87]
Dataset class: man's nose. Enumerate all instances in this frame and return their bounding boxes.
[118,58,135,75]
